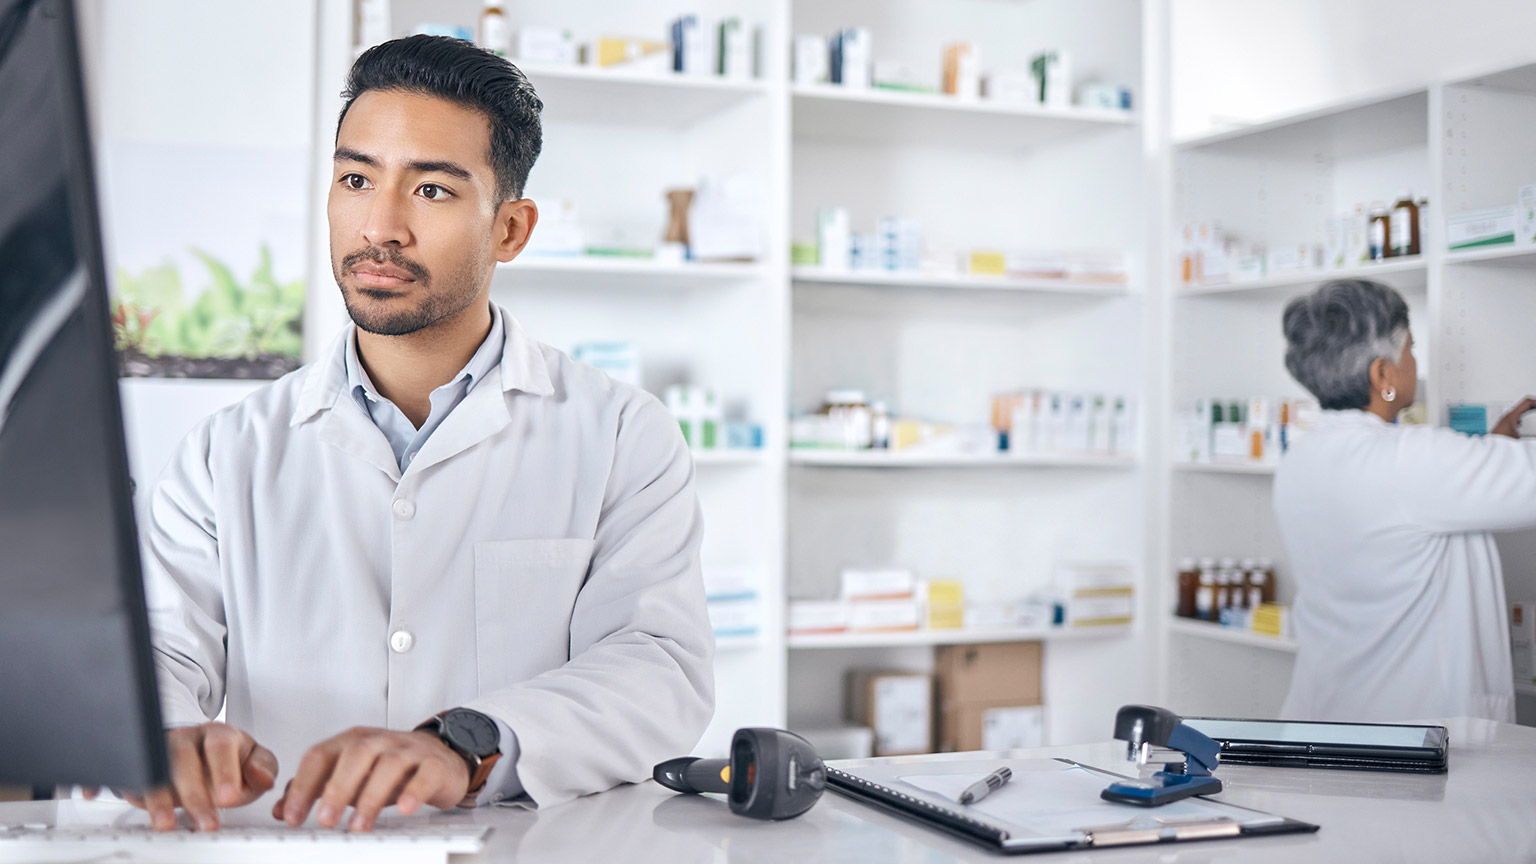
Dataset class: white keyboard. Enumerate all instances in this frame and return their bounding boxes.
[0,822,490,863]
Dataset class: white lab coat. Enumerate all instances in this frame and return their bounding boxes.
[1273,409,1536,723]
[142,306,714,807]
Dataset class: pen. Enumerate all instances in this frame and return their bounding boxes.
[958,767,1013,805]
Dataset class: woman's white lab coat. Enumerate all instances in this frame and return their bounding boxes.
[1273,409,1536,722]
[142,308,714,807]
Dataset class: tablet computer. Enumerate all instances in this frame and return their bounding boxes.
[1181,717,1448,773]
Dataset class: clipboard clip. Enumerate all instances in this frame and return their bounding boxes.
[1101,705,1224,807]
[1076,815,1242,847]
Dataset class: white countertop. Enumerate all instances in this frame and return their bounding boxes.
[1,716,1531,862]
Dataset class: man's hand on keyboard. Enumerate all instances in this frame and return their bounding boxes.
[273,727,471,833]
[93,723,278,832]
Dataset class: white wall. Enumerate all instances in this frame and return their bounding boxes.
[1171,0,1536,139]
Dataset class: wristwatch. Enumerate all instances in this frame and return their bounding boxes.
[415,708,502,807]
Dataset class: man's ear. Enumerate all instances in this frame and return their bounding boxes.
[494,198,539,263]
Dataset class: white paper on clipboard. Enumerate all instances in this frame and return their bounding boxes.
[890,760,1283,840]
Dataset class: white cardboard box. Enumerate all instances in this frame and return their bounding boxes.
[840,567,916,601]
[787,600,848,634]
[1448,206,1516,250]
[848,599,922,632]
[982,705,1045,750]
[846,671,932,755]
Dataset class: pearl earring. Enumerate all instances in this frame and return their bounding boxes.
[1382,386,1397,403]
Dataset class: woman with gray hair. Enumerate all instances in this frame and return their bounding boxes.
[1274,279,1536,723]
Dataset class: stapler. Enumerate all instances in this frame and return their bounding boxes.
[1100,704,1223,807]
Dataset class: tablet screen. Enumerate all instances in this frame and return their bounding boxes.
[1184,719,1439,749]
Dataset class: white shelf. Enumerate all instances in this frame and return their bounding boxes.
[1173,88,1428,160]
[1166,618,1298,653]
[792,268,1131,297]
[1444,244,1536,267]
[1180,257,1429,297]
[691,449,769,467]
[787,624,1131,650]
[791,84,1134,149]
[715,635,766,652]
[788,450,1139,469]
[1172,461,1277,476]
[1452,62,1536,95]
[516,62,770,126]
[497,257,762,291]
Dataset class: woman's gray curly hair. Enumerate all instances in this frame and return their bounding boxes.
[1282,279,1410,411]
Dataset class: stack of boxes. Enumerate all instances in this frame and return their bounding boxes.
[843,568,922,633]
[843,641,1045,757]
[935,643,1044,752]
[787,571,970,636]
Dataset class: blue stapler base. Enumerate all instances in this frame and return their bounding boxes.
[1101,773,1223,807]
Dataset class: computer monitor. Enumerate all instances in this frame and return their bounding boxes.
[0,0,169,790]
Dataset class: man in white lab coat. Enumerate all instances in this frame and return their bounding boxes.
[125,35,714,833]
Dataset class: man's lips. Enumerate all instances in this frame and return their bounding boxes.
[350,262,417,288]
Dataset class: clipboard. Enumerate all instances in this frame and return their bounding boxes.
[826,756,1318,854]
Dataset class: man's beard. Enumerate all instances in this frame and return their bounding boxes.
[334,246,477,336]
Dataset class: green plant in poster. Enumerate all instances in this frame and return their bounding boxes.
[112,244,305,378]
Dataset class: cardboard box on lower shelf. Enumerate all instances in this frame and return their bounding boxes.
[845,670,933,756]
[939,703,1044,752]
[935,642,1042,705]
[935,641,1044,753]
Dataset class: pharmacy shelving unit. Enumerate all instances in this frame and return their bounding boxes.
[784,0,1155,747]
[1440,62,1536,725]
[1164,63,1536,725]
[1163,85,1435,718]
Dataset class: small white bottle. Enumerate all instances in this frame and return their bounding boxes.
[1196,568,1215,622]
[870,401,891,450]
[479,0,510,57]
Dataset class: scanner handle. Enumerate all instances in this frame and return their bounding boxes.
[653,757,731,795]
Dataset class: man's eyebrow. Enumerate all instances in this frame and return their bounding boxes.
[333,147,376,165]
[406,159,473,181]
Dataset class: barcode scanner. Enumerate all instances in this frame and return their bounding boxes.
[653,728,826,820]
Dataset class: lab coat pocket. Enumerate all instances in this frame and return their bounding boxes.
[474,538,595,691]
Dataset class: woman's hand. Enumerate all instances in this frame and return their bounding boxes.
[1491,397,1536,438]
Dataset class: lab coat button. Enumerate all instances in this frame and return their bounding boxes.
[389,629,414,653]
[392,498,416,520]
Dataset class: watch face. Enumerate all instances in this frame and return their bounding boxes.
[444,709,500,758]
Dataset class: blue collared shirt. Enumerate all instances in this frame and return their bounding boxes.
[344,308,506,474]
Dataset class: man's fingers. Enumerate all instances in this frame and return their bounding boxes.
[167,732,222,832]
[201,725,245,809]
[141,786,180,833]
[395,760,448,816]
[281,743,341,826]
[272,780,293,822]
[239,745,279,804]
[315,740,385,829]
[347,754,415,833]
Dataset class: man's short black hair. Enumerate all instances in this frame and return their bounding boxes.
[338,35,542,202]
